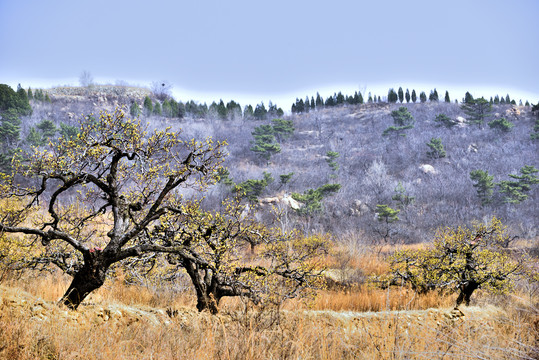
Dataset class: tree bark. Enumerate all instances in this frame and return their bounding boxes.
[455,281,478,307]
[60,254,108,309]
[183,260,222,314]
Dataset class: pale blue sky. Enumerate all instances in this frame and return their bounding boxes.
[1,0,538,107]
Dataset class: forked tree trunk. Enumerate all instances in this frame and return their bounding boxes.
[183,260,222,314]
[60,255,109,309]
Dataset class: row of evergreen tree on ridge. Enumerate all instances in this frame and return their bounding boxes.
[292,87,531,114]
[133,87,533,121]
[4,83,535,123]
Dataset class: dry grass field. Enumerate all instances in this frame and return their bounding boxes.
[1,250,537,360]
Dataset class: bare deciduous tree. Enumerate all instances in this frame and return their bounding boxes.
[79,70,94,87]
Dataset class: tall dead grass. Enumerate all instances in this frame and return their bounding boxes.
[1,243,537,359]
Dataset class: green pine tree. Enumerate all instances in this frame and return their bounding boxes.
[426,137,446,159]
[36,119,57,142]
[325,151,340,172]
[488,117,514,132]
[153,101,162,116]
[26,126,43,146]
[292,183,341,216]
[434,113,457,128]
[461,97,492,128]
[250,125,280,161]
[59,123,79,140]
[470,169,495,206]
[383,107,415,137]
[130,102,141,117]
[392,182,414,210]
[498,166,539,204]
[143,96,153,116]
[0,109,21,146]
[279,172,294,186]
[271,118,294,141]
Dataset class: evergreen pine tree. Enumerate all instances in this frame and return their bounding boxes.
[253,102,267,120]
[419,92,427,103]
[271,118,294,141]
[153,101,162,116]
[434,113,457,128]
[250,124,280,161]
[488,117,514,132]
[169,98,179,118]
[498,166,539,204]
[177,101,186,118]
[426,137,446,159]
[383,107,415,137]
[464,92,474,104]
[36,119,57,141]
[444,91,450,103]
[162,99,172,117]
[143,96,153,116]
[398,87,404,103]
[130,102,141,118]
[387,88,398,103]
[243,104,254,120]
[470,170,495,206]
[392,182,414,210]
[461,97,492,128]
[405,89,411,103]
[429,89,439,102]
[336,92,345,105]
[411,89,417,103]
[26,126,42,146]
[0,109,21,146]
[315,92,323,108]
[325,151,340,172]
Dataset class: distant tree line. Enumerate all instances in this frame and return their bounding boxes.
[133,95,284,121]
[290,87,531,113]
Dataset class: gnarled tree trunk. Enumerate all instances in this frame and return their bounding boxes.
[183,260,223,314]
[60,252,109,309]
[456,281,479,307]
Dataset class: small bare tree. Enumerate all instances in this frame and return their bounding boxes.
[79,71,94,88]
[151,81,173,101]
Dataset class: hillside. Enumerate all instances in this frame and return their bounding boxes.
[0,85,538,359]
[18,86,538,244]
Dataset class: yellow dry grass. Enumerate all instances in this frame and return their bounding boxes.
[0,244,537,359]
[1,281,537,360]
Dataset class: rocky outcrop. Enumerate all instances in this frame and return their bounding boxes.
[419,164,437,175]
[259,194,301,210]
